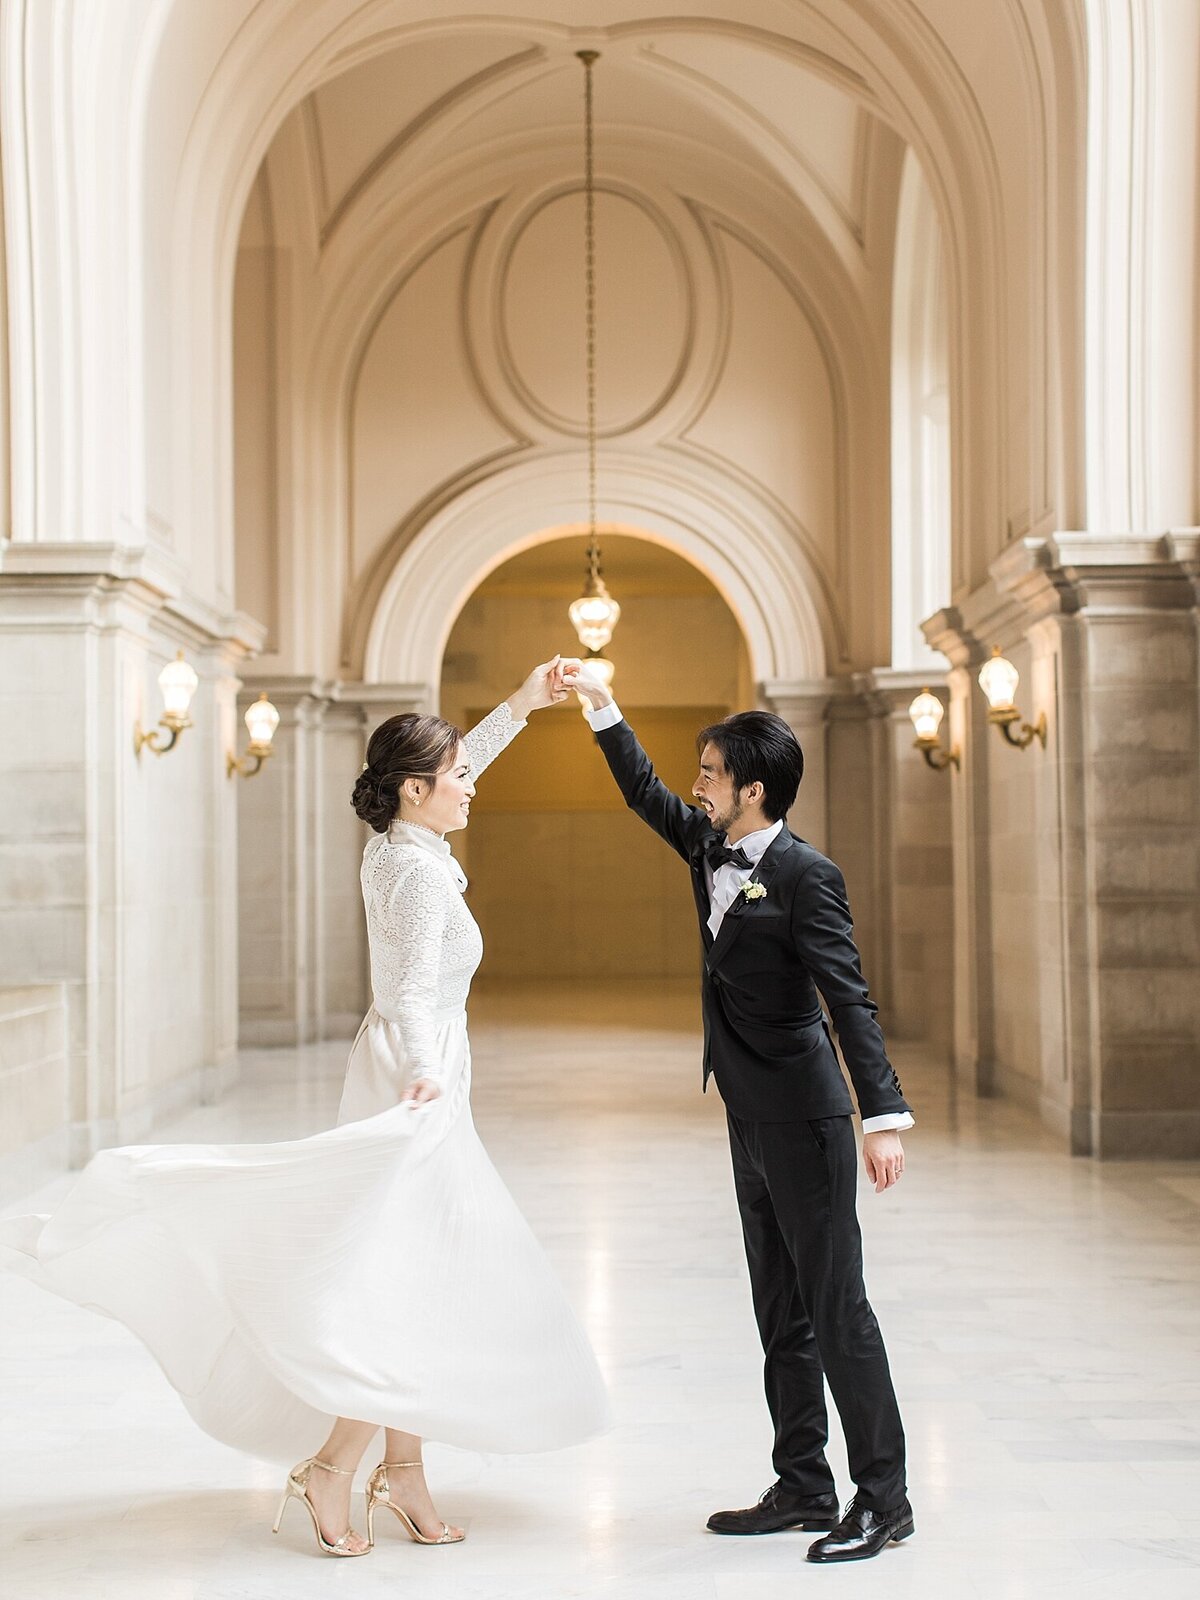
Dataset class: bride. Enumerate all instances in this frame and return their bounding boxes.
[2,656,608,1559]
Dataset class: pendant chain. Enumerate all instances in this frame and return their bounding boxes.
[580,50,600,584]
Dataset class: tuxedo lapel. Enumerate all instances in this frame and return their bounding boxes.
[690,831,720,950]
[705,826,795,972]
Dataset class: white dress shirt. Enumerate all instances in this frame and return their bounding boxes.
[705,818,783,938]
[585,699,913,1135]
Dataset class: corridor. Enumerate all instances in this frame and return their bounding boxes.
[3,982,1198,1599]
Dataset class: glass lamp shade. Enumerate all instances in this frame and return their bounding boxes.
[568,585,621,653]
[158,651,199,719]
[576,653,615,715]
[979,648,1020,712]
[909,689,945,742]
[245,693,280,748]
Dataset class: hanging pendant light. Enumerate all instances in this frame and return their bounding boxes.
[568,50,621,656]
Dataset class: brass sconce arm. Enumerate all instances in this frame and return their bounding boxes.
[226,743,274,780]
[133,711,192,758]
[916,737,961,771]
[988,706,1048,750]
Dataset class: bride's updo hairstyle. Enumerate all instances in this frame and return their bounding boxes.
[351,713,465,833]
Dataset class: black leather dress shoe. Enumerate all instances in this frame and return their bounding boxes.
[806,1497,914,1562]
[706,1482,839,1536]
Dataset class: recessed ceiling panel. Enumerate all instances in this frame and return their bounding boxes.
[312,37,523,221]
[499,188,689,435]
[647,36,864,228]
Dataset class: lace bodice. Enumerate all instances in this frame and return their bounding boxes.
[359,703,524,1081]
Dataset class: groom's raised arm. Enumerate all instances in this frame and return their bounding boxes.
[584,701,706,864]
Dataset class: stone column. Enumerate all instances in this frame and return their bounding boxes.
[761,680,833,853]
[825,685,881,992]
[921,610,998,1098]
[235,680,432,1046]
[0,544,263,1167]
[1035,536,1199,1156]
[931,534,1200,1155]
[235,677,326,1046]
[858,671,955,1051]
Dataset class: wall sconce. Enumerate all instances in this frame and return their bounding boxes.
[978,647,1047,750]
[226,692,280,778]
[908,688,959,770]
[134,650,199,758]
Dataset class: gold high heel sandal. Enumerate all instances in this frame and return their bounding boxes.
[365,1460,465,1546]
[272,1456,370,1557]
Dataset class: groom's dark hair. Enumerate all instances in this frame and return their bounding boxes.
[696,711,804,822]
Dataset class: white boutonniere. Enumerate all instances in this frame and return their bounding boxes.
[741,881,767,902]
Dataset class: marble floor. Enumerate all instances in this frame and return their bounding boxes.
[3,980,1200,1599]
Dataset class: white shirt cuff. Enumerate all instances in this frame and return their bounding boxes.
[861,1112,914,1133]
[585,700,624,732]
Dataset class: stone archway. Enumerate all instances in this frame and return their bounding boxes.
[436,530,751,985]
[361,454,830,695]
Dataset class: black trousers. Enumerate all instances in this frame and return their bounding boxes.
[726,1110,907,1512]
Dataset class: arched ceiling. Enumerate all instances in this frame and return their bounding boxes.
[286,30,885,262]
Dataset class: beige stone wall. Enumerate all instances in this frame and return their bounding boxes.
[882,705,955,1052]
[0,986,66,1157]
[1084,611,1200,1153]
[0,616,247,1164]
[986,634,1044,1105]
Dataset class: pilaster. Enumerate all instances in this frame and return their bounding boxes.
[761,680,833,852]
[235,680,430,1045]
[928,532,1200,1155]
[0,545,264,1164]
[858,671,954,1051]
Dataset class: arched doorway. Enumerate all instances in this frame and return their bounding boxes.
[440,531,751,981]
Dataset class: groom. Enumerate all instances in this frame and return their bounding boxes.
[573,674,914,1564]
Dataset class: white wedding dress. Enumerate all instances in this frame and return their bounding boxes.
[1,703,609,1462]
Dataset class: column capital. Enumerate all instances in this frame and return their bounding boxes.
[236,675,331,730]
[854,669,949,720]
[923,532,1200,664]
[759,678,836,719]
[1003,532,1196,614]
[333,681,432,713]
[921,606,990,669]
[0,540,267,658]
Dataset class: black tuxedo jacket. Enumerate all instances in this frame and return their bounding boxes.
[595,715,910,1123]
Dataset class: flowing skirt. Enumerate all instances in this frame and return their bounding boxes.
[0,1007,609,1463]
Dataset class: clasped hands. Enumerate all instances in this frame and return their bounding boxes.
[505,655,611,720]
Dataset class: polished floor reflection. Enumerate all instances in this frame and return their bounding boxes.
[3,980,1200,1598]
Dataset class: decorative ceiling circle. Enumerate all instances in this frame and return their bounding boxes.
[495,182,694,438]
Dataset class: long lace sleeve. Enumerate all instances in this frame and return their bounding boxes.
[462,703,526,780]
[369,853,451,1083]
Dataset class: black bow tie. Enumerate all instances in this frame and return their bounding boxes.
[708,842,754,872]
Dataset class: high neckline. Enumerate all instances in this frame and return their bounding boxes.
[389,818,451,857]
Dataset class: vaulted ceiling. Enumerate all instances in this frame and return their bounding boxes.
[284,29,885,265]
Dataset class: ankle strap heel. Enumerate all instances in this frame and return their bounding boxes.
[364,1460,464,1547]
[272,1456,369,1557]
